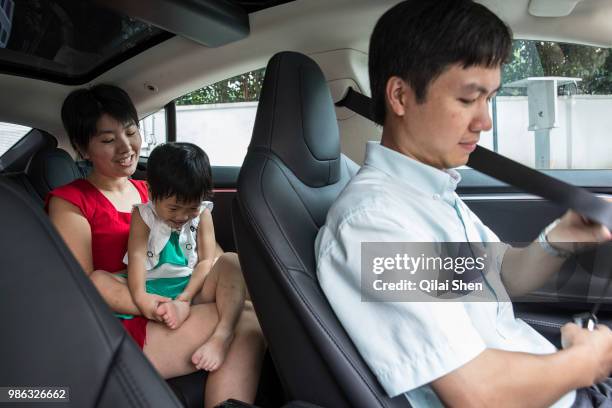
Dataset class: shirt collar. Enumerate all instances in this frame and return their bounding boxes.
[363,141,461,201]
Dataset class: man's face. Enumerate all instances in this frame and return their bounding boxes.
[389,64,501,169]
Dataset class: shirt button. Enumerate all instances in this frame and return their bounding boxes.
[433,193,441,200]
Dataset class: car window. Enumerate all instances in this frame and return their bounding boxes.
[139,108,166,157]
[175,68,265,166]
[0,121,31,156]
[1,0,170,83]
[483,40,612,170]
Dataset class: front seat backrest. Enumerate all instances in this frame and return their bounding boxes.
[233,51,407,408]
[0,180,183,407]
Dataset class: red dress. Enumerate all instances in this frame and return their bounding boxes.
[46,179,150,348]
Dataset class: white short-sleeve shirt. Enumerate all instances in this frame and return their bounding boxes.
[123,200,214,280]
[314,142,575,407]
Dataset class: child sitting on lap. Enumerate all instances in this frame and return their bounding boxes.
[124,142,246,371]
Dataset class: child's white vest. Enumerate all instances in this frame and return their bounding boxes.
[123,201,214,279]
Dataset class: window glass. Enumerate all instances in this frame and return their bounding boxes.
[139,108,166,157]
[0,121,31,156]
[175,68,265,166]
[484,40,612,169]
[0,0,169,82]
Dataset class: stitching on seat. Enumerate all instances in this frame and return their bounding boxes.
[94,334,142,408]
[260,158,312,274]
[238,165,389,407]
[112,337,148,408]
[521,317,564,329]
[245,151,319,275]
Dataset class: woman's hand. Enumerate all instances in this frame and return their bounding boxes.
[134,292,171,321]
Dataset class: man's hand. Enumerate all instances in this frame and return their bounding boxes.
[546,210,612,253]
[561,322,612,384]
[134,292,171,321]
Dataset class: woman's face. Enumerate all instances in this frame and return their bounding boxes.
[83,113,141,178]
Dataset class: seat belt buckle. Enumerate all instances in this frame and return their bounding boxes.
[572,312,598,331]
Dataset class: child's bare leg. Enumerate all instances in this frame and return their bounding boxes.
[156,300,190,329]
[191,252,246,371]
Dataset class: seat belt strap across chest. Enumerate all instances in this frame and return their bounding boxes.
[336,87,612,229]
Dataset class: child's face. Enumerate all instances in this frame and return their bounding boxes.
[153,196,202,230]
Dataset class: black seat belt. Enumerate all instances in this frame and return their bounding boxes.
[336,87,612,229]
[336,87,612,329]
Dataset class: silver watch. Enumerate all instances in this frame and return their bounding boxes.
[537,219,573,259]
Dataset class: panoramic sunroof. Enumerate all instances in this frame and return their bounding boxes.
[233,0,296,14]
[0,0,172,85]
[0,0,295,85]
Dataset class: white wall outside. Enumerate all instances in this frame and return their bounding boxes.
[5,96,612,169]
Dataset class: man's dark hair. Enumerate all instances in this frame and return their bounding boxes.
[61,84,139,155]
[369,0,513,125]
[147,142,213,203]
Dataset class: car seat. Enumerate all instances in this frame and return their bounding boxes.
[26,147,85,202]
[0,178,183,407]
[232,51,408,407]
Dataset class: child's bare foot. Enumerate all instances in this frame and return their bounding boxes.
[191,331,234,372]
[156,300,190,329]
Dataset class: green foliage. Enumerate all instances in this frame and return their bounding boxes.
[176,68,266,105]
[177,41,612,104]
[501,40,612,96]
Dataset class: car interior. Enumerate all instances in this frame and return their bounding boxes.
[2,0,612,407]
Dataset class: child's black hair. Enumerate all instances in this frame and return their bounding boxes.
[147,142,213,203]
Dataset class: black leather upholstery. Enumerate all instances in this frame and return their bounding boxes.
[0,179,183,407]
[233,51,408,407]
[26,147,84,201]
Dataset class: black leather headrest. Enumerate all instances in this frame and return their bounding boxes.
[26,148,82,201]
[250,52,341,187]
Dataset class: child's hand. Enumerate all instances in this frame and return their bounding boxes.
[176,292,192,303]
[134,293,171,321]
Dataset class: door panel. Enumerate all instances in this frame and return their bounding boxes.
[458,169,612,346]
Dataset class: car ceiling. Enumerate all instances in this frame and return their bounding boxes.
[1,0,611,149]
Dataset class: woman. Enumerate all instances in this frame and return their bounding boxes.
[47,84,265,408]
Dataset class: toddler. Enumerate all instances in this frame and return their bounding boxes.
[125,142,246,371]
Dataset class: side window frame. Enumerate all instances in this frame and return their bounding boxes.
[463,39,612,193]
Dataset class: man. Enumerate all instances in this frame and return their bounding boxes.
[315,0,612,406]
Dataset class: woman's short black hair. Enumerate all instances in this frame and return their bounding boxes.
[369,0,513,125]
[147,142,213,203]
[61,84,139,155]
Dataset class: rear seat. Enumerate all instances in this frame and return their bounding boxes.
[25,147,85,203]
[1,171,43,205]
[0,144,281,406]
[0,147,84,206]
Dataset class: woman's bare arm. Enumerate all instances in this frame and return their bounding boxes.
[48,196,141,314]
[48,196,94,274]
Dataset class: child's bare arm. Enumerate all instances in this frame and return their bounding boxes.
[128,209,169,319]
[177,209,216,302]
